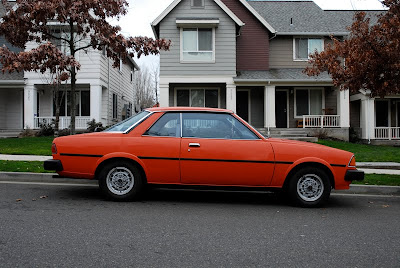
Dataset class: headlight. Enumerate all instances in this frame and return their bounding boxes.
[348,155,356,167]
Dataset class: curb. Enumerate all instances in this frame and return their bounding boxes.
[357,162,400,170]
[0,172,97,185]
[1,171,399,196]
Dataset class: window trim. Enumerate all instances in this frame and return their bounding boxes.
[180,27,215,63]
[174,87,220,108]
[293,37,324,61]
[293,87,325,118]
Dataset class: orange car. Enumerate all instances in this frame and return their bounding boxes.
[44,107,363,207]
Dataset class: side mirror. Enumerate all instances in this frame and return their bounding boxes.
[94,127,103,132]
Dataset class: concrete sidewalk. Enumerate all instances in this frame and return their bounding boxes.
[1,154,400,175]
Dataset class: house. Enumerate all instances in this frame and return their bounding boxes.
[152,0,389,142]
[0,1,139,133]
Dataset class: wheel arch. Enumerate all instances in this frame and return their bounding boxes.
[94,156,147,184]
[282,162,335,190]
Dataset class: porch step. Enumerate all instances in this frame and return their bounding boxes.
[0,130,22,138]
[257,128,318,143]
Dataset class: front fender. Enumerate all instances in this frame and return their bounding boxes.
[95,152,149,177]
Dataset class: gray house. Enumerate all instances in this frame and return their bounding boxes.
[152,0,391,142]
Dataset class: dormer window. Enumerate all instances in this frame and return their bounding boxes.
[191,0,204,8]
[293,38,324,61]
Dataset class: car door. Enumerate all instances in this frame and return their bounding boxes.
[126,112,181,184]
[180,112,275,186]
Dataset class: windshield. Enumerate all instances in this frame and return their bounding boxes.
[104,111,150,132]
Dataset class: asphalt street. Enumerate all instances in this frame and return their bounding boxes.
[0,181,399,267]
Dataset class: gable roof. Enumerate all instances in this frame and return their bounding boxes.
[248,0,383,36]
[152,0,277,38]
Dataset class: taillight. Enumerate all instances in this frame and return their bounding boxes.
[348,155,356,167]
[51,143,58,154]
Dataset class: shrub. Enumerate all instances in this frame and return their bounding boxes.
[36,122,54,137]
[87,119,104,132]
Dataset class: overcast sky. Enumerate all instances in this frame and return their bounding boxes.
[113,0,386,67]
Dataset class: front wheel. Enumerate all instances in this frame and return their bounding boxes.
[98,161,143,201]
[288,167,331,207]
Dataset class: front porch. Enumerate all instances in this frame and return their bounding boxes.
[34,116,91,130]
[350,94,400,142]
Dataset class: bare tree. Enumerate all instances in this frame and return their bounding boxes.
[150,63,160,104]
[134,66,156,110]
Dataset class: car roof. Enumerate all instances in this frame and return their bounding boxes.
[145,107,233,113]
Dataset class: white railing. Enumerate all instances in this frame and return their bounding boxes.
[302,115,340,128]
[34,117,91,130]
[375,127,400,140]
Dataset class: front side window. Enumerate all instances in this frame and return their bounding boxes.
[294,38,324,60]
[295,89,324,117]
[182,113,259,140]
[182,28,213,61]
[144,113,180,137]
[177,89,218,108]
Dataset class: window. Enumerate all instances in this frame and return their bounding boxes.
[53,91,90,117]
[105,111,150,132]
[49,28,72,56]
[144,113,180,137]
[176,89,218,108]
[191,0,204,8]
[182,113,259,140]
[294,38,324,60]
[113,93,118,119]
[182,28,213,62]
[295,88,324,117]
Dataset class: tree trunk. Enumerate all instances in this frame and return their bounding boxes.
[70,66,76,135]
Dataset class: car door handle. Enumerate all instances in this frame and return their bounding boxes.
[189,143,200,147]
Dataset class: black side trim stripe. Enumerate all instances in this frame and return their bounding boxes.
[330,164,347,167]
[138,156,293,165]
[60,153,103,158]
[138,156,180,161]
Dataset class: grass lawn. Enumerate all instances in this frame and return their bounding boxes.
[353,174,400,186]
[0,136,53,156]
[317,139,400,162]
[0,160,53,173]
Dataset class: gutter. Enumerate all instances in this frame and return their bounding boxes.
[277,32,349,36]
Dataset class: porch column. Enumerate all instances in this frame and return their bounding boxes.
[90,85,102,123]
[159,77,169,107]
[360,97,375,140]
[24,84,37,129]
[264,85,276,128]
[226,84,236,113]
[338,89,350,127]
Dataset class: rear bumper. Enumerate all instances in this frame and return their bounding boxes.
[344,169,364,181]
[44,159,63,171]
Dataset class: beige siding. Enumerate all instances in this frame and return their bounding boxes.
[159,0,236,76]
[269,36,331,69]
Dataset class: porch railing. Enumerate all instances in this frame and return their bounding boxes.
[302,115,340,128]
[375,127,400,140]
[34,117,91,130]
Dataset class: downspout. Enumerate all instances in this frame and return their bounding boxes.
[107,56,110,126]
[267,81,270,137]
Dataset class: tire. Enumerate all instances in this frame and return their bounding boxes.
[288,167,331,208]
[98,160,143,201]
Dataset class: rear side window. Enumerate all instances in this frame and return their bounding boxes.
[182,113,259,140]
[144,113,180,137]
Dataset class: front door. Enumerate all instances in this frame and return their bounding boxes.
[236,90,249,122]
[376,100,389,127]
[275,90,288,128]
[180,112,275,186]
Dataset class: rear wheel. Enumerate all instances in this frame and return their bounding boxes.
[288,167,331,207]
[98,161,143,201]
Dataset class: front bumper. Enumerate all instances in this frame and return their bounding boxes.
[44,159,63,171]
[344,169,364,181]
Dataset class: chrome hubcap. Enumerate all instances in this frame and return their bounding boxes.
[106,167,134,195]
[297,174,324,202]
